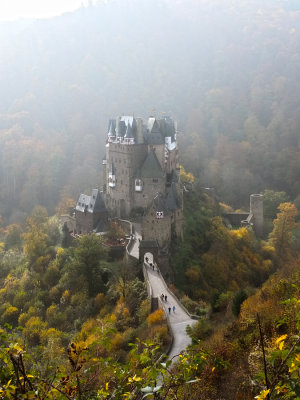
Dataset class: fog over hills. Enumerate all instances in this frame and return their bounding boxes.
[0,0,299,222]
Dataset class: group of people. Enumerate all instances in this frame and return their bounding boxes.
[145,256,176,315]
[161,293,176,314]
[145,257,159,273]
[161,293,167,302]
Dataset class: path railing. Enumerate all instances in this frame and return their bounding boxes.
[143,262,174,355]
[144,260,199,320]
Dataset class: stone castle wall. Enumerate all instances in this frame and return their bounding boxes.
[133,176,165,209]
[142,204,171,247]
[105,142,148,216]
[75,211,94,234]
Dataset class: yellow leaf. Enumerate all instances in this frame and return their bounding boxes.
[212,366,215,372]
[279,341,285,350]
[255,389,270,399]
[133,374,142,382]
[295,353,300,362]
[105,382,109,390]
[275,334,287,345]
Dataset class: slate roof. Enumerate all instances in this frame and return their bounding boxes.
[94,217,107,233]
[124,122,136,139]
[108,119,116,136]
[120,115,135,126]
[117,120,126,137]
[160,116,176,140]
[166,184,180,211]
[153,193,167,213]
[76,189,107,214]
[140,150,164,179]
[139,240,159,249]
[146,117,164,144]
[166,170,179,185]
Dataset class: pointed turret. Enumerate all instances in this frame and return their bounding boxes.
[107,119,116,142]
[124,122,136,144]
[146,117,164,145]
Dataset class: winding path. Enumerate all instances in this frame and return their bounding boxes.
[129,224,196,361]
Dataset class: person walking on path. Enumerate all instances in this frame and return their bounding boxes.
[161,294,164,302]
[168,307,171,314]
[165,295,168,302]
[172,305,176,313]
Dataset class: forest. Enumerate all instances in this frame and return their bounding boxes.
[0,188,300,399]
[0,0,300,398]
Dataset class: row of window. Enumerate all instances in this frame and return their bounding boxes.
[108,177,159,189]
[108,137,135,145]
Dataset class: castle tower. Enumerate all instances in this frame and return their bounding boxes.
[250,194,264,237]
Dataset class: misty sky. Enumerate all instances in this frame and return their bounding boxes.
[0,0,94,20]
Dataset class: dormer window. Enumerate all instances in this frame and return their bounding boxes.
[109,173,116,187]
[135,178,143,192]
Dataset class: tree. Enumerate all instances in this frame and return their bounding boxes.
[55,197,76,216]
[71,234,108,297]
[106,221,125,242]
[23,206,50,265]
[269,202,299,263]
[263,190,290,221]
[232,289,248,317]
[23,229,49,265]
[180,165,195,184]
[4,224,22,250]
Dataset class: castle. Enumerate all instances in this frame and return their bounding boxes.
[75,115,183,248]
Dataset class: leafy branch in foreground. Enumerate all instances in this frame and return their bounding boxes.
[256,301,300,399]
[0,328,228,400]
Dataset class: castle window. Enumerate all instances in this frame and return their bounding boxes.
[153,179,158,183]
[135,178,143,192]
[109,173,116,188]
[156,211,164,219]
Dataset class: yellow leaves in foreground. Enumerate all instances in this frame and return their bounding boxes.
[275,334,287,350]
[255,389,270,399]
[128,374,142,383]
